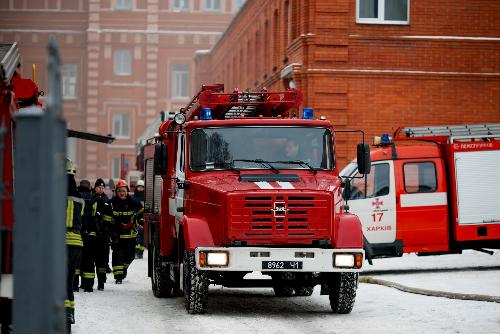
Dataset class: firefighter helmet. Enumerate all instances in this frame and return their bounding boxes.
[115,179,129,191]
[66,158,76,175]
[136,180,145,187]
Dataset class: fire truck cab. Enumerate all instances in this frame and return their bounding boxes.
[340,124,500,262]
[143,84,369,314]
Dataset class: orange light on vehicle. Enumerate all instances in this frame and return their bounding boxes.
[199,252,207,267]
[355,253,363,269]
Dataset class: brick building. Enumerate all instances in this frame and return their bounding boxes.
[194,0,500,167]
[0,0,242,180]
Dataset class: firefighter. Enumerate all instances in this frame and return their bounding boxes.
[79,180,97,292]
[92,178,110,290]
[133,179,145,259]
[103,179,143,284]
[65,159,84,325]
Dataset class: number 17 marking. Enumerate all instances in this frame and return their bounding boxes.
[371,212,384,222]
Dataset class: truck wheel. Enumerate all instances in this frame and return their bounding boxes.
[151,243,173,298]
[183,250,208,314]
[328,272,359,314]
[294,286,314,296]
[272,272,294,297]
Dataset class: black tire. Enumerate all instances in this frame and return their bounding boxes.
[183,250,209,314]
[328,272,359,314]
[272,272,295,297]
[294,286,314,296]
[151,243,173,298]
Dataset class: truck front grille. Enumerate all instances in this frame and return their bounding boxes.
[228,193,331,243]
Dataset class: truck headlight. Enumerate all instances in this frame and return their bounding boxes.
[334,254,355,268]
[201,251,229,267]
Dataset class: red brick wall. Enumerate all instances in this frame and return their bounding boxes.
[194,0,500,168]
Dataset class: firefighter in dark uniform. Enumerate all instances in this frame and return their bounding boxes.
[133,179,145,259]
[103,179,143,284]
[92,178,110,290]
[79,180,96,292]
[65,159,85,325]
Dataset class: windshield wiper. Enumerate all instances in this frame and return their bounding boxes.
[232,159,279,173]
[274,160,318,174]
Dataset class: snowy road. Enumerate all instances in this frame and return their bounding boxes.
[73,251,500,334]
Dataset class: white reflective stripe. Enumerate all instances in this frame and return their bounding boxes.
[168,198,176,216]
[400,192,447,207]
[255,181,274,189]
[0,274,13,298]
[277,181,295,189]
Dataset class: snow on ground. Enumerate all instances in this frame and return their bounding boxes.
[73,250,500,334]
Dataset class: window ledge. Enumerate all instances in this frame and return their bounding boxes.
[356,19,409,25]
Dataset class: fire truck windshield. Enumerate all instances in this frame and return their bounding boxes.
[189,126,334,171]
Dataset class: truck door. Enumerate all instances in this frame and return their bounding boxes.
[395,159,449,252]
[346,161,396,244]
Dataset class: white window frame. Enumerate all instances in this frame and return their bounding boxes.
[112,112,130,139]
[171,64,190,99]
[113,49,132,76]
[115,0,133,10]
[204,0,221,12]
[356,0,409,25]
[172,0,190,12]
[61,64,77,99]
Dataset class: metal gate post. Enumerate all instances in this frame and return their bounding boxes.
[13,36,67,333]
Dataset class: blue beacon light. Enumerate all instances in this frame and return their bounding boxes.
[381,133,391,145]
[200,107,212,120]
[302,107,314,120]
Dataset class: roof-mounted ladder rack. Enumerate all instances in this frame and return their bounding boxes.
[401,124,500,139]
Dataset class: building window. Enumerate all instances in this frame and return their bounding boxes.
[173,0,189,11]
[115,0,133,10]
[112,157,121,179]
[171,64,189,99]
[112,112,130,138]
[403,162,437,193]
[357,0,409,24]
[61,64,77,99]
[113,49,132,76]
[204,0,221,12]
[235,0,245,11]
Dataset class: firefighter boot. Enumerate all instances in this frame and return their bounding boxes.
[66,308,75,325]
[115,278,123,284]
[98,279,105,291]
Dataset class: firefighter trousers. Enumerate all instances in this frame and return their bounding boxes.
[66,246,81,322]
[112,237,136,280]
[80,235,97,289]
[95,238,109,283]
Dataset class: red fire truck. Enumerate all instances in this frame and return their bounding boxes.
[340,124,500,262]
[1,42,113,331]
[143,84,370,314]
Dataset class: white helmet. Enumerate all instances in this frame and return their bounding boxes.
[136,180,145,187]
[66,158,76,175]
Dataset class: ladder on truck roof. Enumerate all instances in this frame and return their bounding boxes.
[395,123,500,143]
[180,84,304,122]
[0,43,20,84]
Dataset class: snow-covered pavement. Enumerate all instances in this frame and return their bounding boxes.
[73,251,500,334]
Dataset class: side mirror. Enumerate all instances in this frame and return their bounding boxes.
[357,143,371,175]
[154,143,167,175]
[342,178,352,201]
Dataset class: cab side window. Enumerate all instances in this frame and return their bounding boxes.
[350,163,390,200]
[403,162,437,193]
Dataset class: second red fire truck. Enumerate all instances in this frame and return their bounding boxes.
[143,84,370,314]
[340,124,500,262]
